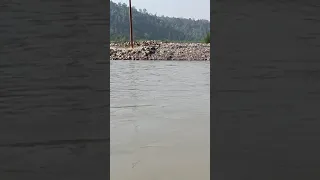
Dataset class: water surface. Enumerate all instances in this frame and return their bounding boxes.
[111,61,210,180]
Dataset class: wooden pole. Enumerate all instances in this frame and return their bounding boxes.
[129,0,133,48]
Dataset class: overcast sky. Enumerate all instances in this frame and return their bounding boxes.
[111,0,210,20]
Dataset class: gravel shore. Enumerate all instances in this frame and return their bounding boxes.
[110,41,210,60]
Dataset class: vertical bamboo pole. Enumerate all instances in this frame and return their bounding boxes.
[129,0,133,48]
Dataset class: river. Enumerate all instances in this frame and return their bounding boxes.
[110,61,210,180]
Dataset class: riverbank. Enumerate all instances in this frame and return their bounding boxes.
[110,41,210,60]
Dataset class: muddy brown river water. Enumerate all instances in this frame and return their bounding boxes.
[110,61,210,180]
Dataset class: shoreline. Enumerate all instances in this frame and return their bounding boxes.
[110,41,210,61]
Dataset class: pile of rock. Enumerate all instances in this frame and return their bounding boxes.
[110,41,161,60]
[110,41,210,61]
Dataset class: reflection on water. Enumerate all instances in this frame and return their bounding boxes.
[110,61,210,180]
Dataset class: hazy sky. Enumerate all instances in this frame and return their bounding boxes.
[111,0,210,20]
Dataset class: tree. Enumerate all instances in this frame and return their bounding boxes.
[110,1,210,42]
[203,32,210,43]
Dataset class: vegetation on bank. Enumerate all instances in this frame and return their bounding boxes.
[110,37,200,44]
[203,32,210,43]
[111,32,210,44]
[110,1,210,42]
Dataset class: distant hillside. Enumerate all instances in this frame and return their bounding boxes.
[110,1,210,42]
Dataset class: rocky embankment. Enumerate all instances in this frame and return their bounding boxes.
[110,41,210,60]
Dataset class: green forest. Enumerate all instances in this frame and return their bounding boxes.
[110,1,210,42]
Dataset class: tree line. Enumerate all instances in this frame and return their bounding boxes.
[110,1,210,42]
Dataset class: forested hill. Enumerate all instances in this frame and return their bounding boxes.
[110,1,210,42]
